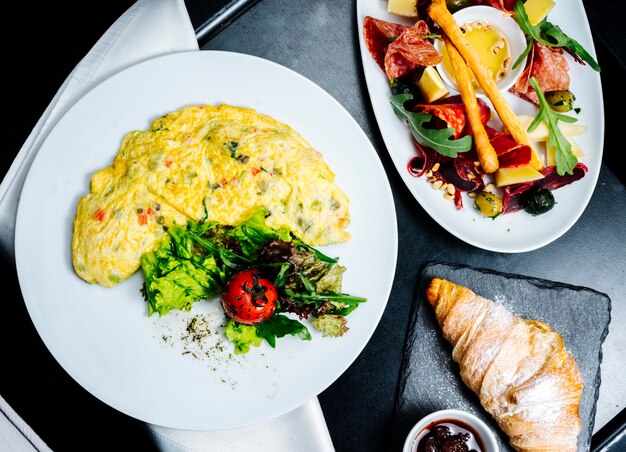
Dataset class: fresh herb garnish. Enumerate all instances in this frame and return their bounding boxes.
[512,0,600,72]
[140,209,364,353]
[390,94,472,158]
[527,77,578,175]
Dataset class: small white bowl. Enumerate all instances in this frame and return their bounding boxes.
[435,5,528,95]
[402,409,499,452]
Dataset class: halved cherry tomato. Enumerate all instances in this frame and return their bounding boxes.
[221,269,277,325]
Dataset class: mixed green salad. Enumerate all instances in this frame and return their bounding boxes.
[140,209,365,354]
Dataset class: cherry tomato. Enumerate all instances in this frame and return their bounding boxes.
[221,269,277,325]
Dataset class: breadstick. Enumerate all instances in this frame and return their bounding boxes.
[428,0,544,170]
[444,35,499,173]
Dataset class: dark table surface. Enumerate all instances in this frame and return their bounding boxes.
[3,1,625,451]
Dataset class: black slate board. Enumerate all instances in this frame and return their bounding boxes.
[391,262,612,452]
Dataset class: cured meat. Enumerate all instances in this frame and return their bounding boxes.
[469,0,515,12]
[363,16,408,72]
[385,20,442,80]
[510,42,570,105]
[407,142,442,178]
[487,127,533,168]
[415,95,491,139]
[439,156,486,210]
[502,163,588,213]
[363,17,441,80]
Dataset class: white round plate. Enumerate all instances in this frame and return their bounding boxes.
[357,0,604,253]
[15,51,398,430]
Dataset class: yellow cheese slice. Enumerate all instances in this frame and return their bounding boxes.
[546,135,585,167]
[417,66,449,103]
[523,0,555,26]
[387,0,418,18]
[517,115,588,142]
[495,166,545,187]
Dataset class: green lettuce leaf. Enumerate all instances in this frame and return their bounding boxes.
[223,319,263,354]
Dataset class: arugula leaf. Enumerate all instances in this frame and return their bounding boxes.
[255,314,311,348]
[284,288,367,308]
[528,77,578,176]
[390,94,472,158]
[513,0,600,72]
[539,22,601,72]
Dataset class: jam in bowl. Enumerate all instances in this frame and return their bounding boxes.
[403,409,498,452]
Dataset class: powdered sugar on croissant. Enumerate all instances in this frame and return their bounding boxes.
[426,277,583,452]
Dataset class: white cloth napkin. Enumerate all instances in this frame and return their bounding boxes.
[0,1,334,451]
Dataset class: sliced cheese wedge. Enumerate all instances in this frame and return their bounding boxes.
[387,0,418,18]
[495,166,544,187]
[518,115,588,142]
[523,0,555,26]
[546,135,585,167]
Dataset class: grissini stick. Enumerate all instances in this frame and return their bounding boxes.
[428,0,544,170]
[444,34,499,173]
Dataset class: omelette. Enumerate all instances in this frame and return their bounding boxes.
[72,104,351,287]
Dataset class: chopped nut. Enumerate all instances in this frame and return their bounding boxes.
[427,176,437,183]
[444,193,455,200]
[485,183,496,193]
[468,191,477,198]
[426,170,433,178]
[440,183,448,191]
[432,180,443,190]
[467,173,476,180]
[432,162,440,172]
[447,184,456,195]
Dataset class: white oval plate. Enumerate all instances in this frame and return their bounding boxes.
[357,0,604,253]
[15,51,398,430]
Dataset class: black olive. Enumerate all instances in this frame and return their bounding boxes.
[521,187,555,215]
[446,0,470,13]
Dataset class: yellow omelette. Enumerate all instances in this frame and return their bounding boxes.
[72,104,351,287]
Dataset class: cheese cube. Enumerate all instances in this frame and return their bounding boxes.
[387,0,418,18]
[495,166,544,187]
[523,0,556,26]
[417,66,449,103]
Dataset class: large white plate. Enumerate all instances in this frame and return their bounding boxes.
[15,51,398,430]
[357,0,604,252]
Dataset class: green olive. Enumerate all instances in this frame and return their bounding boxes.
[446,0,470,13]
[545,89,576,113]
[474,191,503,218]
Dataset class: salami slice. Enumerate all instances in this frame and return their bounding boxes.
[363,16,408,73]
[384,20,442,79]
[414,95,490,139]
[510,42,570,105]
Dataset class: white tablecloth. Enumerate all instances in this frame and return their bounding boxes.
[0,1,334,450]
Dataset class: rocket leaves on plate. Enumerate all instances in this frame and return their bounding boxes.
[528,77,578,176]
[390,94,472,158]
[512,0,600,72]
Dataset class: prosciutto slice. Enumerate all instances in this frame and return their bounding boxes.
[510,42,570,105]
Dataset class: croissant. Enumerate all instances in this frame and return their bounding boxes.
[426,277,584,452]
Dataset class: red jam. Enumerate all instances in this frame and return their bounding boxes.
[413,418,484,452]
